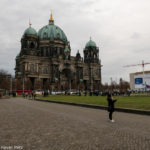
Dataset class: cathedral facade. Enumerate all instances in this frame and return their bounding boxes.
[15,14,102,91]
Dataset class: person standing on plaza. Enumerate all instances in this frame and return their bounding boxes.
[33,91,36,100]
[107,93,118,122]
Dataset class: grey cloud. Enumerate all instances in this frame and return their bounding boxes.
[1,0,150,83]
[131,32,141,39]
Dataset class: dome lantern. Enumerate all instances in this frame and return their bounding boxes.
[49,11,54,25]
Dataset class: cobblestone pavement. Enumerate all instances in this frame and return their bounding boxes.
[0,98,150,150]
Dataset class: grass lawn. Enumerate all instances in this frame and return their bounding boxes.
[37,95,150,111]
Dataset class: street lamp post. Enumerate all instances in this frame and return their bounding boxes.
[18,72,24,94]
[23,77,24,93]
[10,76,12,93]
[69,79,71,92]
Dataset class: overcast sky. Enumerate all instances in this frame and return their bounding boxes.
[0,0,150,84]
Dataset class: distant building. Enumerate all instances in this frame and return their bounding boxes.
[0,74,11,79]
[15,13,102,91]
[130,71,150,90]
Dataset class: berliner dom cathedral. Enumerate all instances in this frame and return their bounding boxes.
[15,13,102,91]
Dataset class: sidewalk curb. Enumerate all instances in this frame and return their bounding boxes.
[35,98,150,116]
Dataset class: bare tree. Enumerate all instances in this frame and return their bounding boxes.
[25,78,32,90]
[0,69,11,90]
[79,82,84,91]
[72,80,77,90]
[102,83,109,91]
[16,79,22,90]
[43,80,50,90]
[101,78,130,93]
[119,78,130,91]
[0,69,8,75]
[34,79,42,90]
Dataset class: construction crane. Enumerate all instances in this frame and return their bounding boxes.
[123,60,150,73]
[123,60,150,89]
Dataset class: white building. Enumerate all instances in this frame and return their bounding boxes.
[130,71,150,90]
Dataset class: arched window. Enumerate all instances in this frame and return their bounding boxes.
[46,49,48,56]
[40,47,43,56]
[49,48,52,56]
[43,68,48,74]
[57,47,60,55]
[43,32,47,39]
[44,48,46,56]
[23,41,27,48]
[60,48,62,55]
[57,33,60,39]
[30,42,35,49]
[48,48,50,56]
[30,64,34,72]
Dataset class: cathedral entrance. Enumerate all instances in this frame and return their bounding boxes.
[84,80,87,91]
[37,78,50,90]
[93,80,100,91]
[29,77,35,90]
[61,68,73,91]
[43,78,48,89]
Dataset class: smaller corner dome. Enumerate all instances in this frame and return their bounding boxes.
[24,26,37,36]
[15,53,20,59]
[85,39,97,48]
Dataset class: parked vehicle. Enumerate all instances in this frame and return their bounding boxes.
[35,90,43,95]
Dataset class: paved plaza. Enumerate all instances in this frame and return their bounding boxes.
[0,98,150,150]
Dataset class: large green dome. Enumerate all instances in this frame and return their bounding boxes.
[24,26,37,36]
[85,39,97,48]
[38,20,67,42]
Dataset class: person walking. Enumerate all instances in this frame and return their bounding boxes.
[107,93,118,122]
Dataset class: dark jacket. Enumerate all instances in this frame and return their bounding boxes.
[107,97,117,112]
